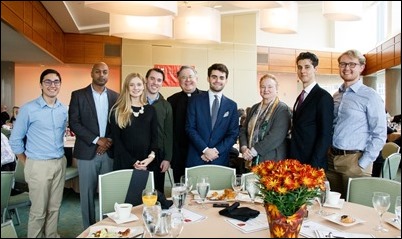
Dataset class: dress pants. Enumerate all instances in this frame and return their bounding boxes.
[77,153,113,229]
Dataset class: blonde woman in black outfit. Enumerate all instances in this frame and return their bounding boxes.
[109,73,158,171]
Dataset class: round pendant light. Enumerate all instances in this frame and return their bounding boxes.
[85,1,177,16]
[322,1,363,21]
[174,6,221,44]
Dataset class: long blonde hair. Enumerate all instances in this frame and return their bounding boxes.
[109,73,147,128]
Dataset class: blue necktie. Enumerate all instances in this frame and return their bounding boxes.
[211,95,219,128]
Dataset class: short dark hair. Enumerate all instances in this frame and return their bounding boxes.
[145,68,165,81]
[208,63,229,78]
[40,69,61,84]
[296,52,319,67]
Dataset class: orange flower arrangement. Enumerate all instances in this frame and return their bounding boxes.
[251,159,326,217]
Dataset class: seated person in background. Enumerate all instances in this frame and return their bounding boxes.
[1,132,16,171]
[9,106,19,124]
[0,104,10,126]
[392,114,401,124]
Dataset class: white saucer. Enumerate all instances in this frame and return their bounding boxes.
[106,212,139,224]
[323,199,345,209]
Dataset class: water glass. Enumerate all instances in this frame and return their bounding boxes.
[372,192,391,232]
[142,201,162,238]
[171,183,187,213]
[231,174,243,202]
[395,195,401,227]
[246,178,258,204]
[169,211,184,238]
[180,175,195,193]
[196,176,210,209]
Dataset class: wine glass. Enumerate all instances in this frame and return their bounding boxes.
[246,178,258,204]
[395,195,401,227]
[142,188,158,206]
[169,211,184,238]
[196,176,210,209]
[171,183,187,213]
[180,175,195,193]
[231,174,244,202]
[142,201,162,238]
[372,192,391,232]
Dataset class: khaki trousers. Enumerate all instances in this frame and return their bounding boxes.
[25,156,66,238]
[326,150,372,199]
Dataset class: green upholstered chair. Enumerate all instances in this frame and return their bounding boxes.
[185,165,236,190]
[346,177,401,212]
[98,169,154,220]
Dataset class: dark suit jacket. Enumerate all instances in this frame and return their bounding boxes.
[68,84,119,160]
[167,89,204,171]
[239,101,291,161]
[289,84,334,169]
[185,92,239,167]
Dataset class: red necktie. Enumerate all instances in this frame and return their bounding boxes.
[297,90,305,110]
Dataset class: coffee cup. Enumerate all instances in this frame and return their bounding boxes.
[114,203,133,220]
[326,191,341,205]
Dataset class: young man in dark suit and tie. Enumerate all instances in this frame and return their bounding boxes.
[185,63,239,167]
[289,52,334,170]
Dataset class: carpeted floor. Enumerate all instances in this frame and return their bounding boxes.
[11,188,96,238]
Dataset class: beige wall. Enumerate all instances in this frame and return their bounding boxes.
[121,14,259,110]
[14,65,121,107]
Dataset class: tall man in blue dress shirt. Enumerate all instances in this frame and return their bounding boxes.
[10,69,68,238]
[186,63,239,167]
[326,50,387,198]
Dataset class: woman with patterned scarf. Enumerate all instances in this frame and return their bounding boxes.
[239,74,291,167]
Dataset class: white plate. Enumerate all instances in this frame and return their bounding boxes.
[385,217,401,230]
[323,199,345,209]
[87,225,143,238]
[322,213,365,227]
[106,212,139,224]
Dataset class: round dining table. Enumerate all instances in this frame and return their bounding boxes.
[76,192,400,238]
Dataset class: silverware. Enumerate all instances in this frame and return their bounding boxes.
[326,232,345,238]
[130,232,144,238]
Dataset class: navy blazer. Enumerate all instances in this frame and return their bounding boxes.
[68,84,119,160]
[289,84,334,169]
[185,92,239,167]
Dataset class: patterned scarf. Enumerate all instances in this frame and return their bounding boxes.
[247,96,280,148]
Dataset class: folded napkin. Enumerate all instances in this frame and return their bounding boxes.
[156,190,173,210]
[219,202,260,222]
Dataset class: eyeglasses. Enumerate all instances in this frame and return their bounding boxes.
[179,75,195,81]
[339,62,360,69]
[43,80,61,87]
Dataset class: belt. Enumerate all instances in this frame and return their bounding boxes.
[331,146,362,156]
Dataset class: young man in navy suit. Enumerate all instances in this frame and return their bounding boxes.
[185,63,239,167]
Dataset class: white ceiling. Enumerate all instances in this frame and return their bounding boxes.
[1,1,351,66]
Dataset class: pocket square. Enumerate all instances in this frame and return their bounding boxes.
[219,202,260,222]
[223,111,229,117]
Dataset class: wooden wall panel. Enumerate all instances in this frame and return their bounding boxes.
[1,2,24,33]
[23,1,32,26]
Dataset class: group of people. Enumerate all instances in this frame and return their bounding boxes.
[4,48,388,237]
[239,50,386,199]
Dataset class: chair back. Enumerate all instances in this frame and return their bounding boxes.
[381,142,400,159]
[1,172,14,219]
[98,169,154,219]
[1,220,18,238]
[185,165,236,190]
[381,153,401,180]
[346,177,401,212]
[7,162,31,225]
